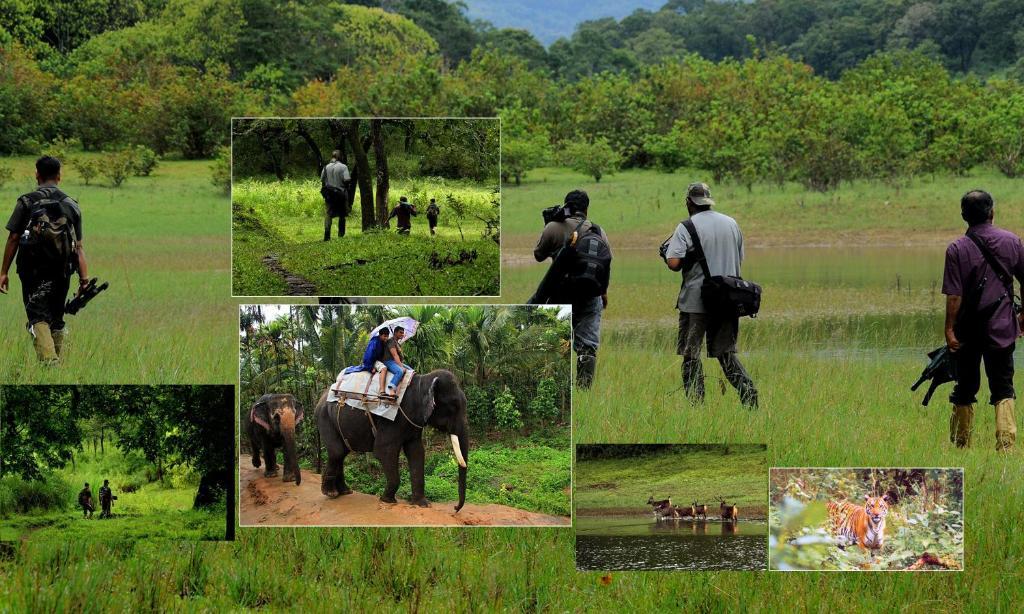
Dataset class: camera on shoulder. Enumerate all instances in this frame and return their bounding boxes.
[542,205,570,225]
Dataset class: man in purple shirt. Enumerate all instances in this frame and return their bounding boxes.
[943,190,1022,451]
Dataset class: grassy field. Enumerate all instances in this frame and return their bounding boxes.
[575,445,767,517]
[0,155,236,384]
[232,178,500,296]
[0,447,225,542]
[3,165,1024,608]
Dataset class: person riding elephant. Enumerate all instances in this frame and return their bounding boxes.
[315,369,469,511]
[247,393,304,485]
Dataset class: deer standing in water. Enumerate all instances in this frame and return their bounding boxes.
[692,501,708,520]
[717,497,739,522]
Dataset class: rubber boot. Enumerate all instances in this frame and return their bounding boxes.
[994,398,1017,451]
[30,322,59,364]
[576,352,596,389]
[52,328,66,359]
[949,404,974,448]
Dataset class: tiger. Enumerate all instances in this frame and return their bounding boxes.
[826,494,890,551]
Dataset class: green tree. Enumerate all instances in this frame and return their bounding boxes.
[562,137,620,183]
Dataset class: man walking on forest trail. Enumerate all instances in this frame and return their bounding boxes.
[663,183,758,409]
[0,156,89,365]
[944,190,1022,451]
[321,150,351,241]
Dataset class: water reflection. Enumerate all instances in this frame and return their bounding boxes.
[576,519,766,571]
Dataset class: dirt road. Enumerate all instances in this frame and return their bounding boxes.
[239,458,571,527]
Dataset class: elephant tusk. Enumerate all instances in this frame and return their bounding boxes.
[450,434,467,468]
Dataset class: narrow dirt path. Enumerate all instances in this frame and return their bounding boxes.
[239,457,571,527]
[261,254,318,295]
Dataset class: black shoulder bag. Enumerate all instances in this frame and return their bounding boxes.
[682,219,761,318]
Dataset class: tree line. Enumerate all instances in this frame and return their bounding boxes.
[3,1,1024,190]
[239,305,571,471]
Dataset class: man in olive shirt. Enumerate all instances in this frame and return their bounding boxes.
[532,189,610,389]
[0,156,89,364]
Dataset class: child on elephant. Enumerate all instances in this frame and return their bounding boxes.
[383,326,412,397]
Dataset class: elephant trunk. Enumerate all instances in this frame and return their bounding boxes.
[452,429,469,512]
[280,412,301,486]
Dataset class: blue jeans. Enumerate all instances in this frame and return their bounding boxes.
[383,360,408,388]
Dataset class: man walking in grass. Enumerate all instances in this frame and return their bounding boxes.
[944,190,1022,451]
[99,479,114,518]
[321,150,351,241]
[0,156,89,365]
[387,196,418,235]
[663,182,758,409]
[78,482,94,519]
[426,198,440,235]
[531,189,611,389]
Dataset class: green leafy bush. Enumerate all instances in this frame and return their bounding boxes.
[70,157,99,185]
[0,164,13,188]
[493,387,523,430]
[131,145,160,176]
[527,377,560,422]
[210,147,231,194]
[0,473,74,518]
[102,149,134,187]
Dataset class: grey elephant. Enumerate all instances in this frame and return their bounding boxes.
[247,393,304,485]
[315,369,469,511]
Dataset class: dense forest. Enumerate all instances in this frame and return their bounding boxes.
[0,385,233,541]
[3,0,1024,193]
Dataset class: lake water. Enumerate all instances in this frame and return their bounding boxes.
[575,516,767,571]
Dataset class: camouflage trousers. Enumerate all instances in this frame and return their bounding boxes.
[20,273,69,330]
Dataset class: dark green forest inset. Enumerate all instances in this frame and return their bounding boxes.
[0,386,233,542]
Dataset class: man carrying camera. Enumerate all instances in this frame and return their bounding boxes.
[944,190,1022,451]
[663,183,758,409]
[530,189,612,389]
[1,156,89,365]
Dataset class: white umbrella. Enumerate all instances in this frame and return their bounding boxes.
[371,316,419,344]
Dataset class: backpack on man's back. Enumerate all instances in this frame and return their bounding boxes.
[18,188,77,278]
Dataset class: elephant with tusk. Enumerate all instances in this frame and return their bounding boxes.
[247,393,304,485]
[315,369,470,511]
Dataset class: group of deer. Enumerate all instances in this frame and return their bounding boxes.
[646,496,739,522]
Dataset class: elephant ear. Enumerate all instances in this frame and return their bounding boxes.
[250,401,271,431]
[424,377,439,422]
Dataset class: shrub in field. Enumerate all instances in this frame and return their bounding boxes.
[561,137,620,183]
[493,387,523,430]
[70,157,99,185]
[101,149,134,187]
[0,164,13,188]
[0,473,74,517]
[131,145,160,176]
[210,147,231,194]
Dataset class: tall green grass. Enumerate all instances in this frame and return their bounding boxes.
[232,177,500,296]
[0,155,236,384]
[0,446,223,542]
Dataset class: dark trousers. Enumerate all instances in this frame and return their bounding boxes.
[678,312,757,408]
[20,272,69,330]
[324,210,346,240]
[428,215,438,234]
[950,343,1015,405]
